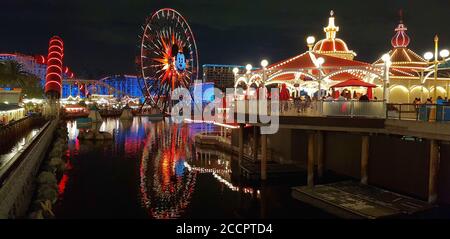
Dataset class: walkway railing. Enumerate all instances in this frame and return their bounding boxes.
[235,100,387,119]
[233,100,450,122]
[387,103,450,122]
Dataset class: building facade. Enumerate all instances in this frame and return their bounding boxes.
[203,64,246,90]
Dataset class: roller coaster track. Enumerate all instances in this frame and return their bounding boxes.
[63,78,130,97]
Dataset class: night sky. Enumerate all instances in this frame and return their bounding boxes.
[1,0,449,78]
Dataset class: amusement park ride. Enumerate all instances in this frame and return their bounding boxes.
[138,8,199,116]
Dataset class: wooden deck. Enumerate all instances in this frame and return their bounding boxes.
[292,181,434,219]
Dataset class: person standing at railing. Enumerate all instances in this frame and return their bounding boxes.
[279,84,290,113]
[412,98,421,118]
[294,95,301,113]
[359,94,369,102]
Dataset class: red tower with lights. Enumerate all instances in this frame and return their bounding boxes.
[45,36,64,98]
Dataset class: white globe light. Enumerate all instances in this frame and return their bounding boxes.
[381,53,391,63]
[245,64,252,72]
[316,57,325,66]
[440,49,450,58]
[306,36,316,45]
[424,52,434,61]
[232,67,239,75]
[261,59,269,68]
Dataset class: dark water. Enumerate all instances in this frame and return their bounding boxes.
[54,117,334,219]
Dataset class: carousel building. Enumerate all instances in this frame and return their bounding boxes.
[234,10,450,103]
[374,20,450,103]
[235,11,386,101]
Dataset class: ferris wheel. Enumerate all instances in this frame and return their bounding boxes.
[139,8,199,114]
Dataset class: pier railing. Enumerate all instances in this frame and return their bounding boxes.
[231,100,450,122]
[387,103,450,122]
[234,100,387,118]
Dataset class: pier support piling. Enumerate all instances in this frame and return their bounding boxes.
[316,131,324,179]
[428,139,440,203]
[307,133,315,187]
[361,135,370,185]
[261,133,267,181]
[238,124,244,167]
[253,126,258,161]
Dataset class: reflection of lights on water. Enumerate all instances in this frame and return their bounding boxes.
[212,172,260,196]
[67,121,79,141]
[0,129,42,168]
[184,161,258,196]
[184,161,232,174]
[175,159,186,177]
[140,122,197,219]
[58,174,69,195]
[99,118,120,134]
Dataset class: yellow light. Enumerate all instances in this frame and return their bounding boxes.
[260,59,269,68]
[381,53,391,63]
[424,52,434,61]
[316,57,325,66]
[245,64,252,72]
[306,36,316,45]
[440,49,449,58]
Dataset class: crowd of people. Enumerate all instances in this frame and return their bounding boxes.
[412,96,449,105]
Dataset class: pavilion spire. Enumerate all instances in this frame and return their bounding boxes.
[391,12,410,48]
[324,10,339,39]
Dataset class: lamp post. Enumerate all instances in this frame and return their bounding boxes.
[306,36,316,51]
[261,59,268,85]
[423,35,449,102]
[316,57,325,100]
[381,53,391,102]
[232,67,239,81]
[245,64,253,74]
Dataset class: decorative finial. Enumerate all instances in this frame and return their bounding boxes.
[391,18,410,48]
[324,10,339,39]
[399,9,403,23]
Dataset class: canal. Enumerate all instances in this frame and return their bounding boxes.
[54,117,335,219]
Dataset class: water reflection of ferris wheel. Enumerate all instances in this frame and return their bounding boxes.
[139,122,196,219]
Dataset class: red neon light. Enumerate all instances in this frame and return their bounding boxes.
[47,65,63,72]
[45,81,62,89]
[49,45,64,50]
[49,38,64,46]
[45,36,64,96]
